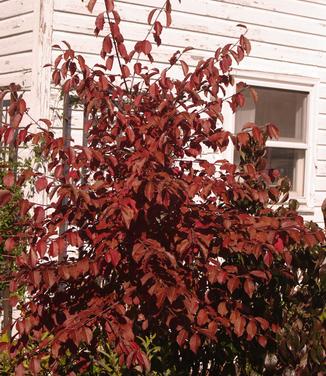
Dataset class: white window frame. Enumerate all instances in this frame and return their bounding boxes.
[223,71,319,210]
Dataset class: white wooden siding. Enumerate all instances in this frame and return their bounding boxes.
[49,0,326,226]
[0,0,35,87]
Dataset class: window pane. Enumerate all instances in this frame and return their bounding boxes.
[266,147,305,196]
[235,86,308,142]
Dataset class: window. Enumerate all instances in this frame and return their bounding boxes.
[0,98,10,125]
[234,85,309,197]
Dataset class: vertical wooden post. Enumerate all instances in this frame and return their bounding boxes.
[58,94,72,261]
[62,93,72,149]
[82,104,88,148]
[30,0,54,122]
[0,92,16,339]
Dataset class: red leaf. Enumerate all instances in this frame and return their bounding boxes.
[143,40,152,55]
[3,171,15,188]
[180,60,189,76]
[227,277,240,294]
[35,176,48,192]
[266,123,279,139]
[250,270,268,280]
[106,56,114,70]
[126,127,135,143]
[258,336,267,348]
[102,35,113,54]
[237,132,250,146]
[15,364,25,376]
[54,164,64,179]
[4,127,14,145]
[34,207,45,224]
[118,43,128,61]
[176,329,188,347]
[87,0,97,12]
[121,65,130,78]
[5,238,16,252]
[147,8,158,25]
[217,270,227,284]
[197,309,209,326]
[134,62,142,75]
[83,327,93,344]
[166,11,172,27]
[246,320,257,341]
[274,236,284,252]
[121,204,134,229]
[43,270,56,288]
[135,40,152,55]
[234,315,246,337]
[189,333,201,353]
[252,126,264,145]
[0,190,13,207]
[144,182,154,201]
[19,199,31,217]
[17,99,26,114]
[95,12,105,34]
[31,270,42,287]
[105,0,114,12]
[30,357,41,375]
[240,35,251,54]
[263,252,273,267]
[132,243,145,263]
[255,317,269,331]
[110,248,121,267]
[154,21,163,37]
[284,251,292,266]
[244,278,255,298]
[166,0,172,13]
[304,233,317,247]
[50,238,66,257]
[217,302,228,316]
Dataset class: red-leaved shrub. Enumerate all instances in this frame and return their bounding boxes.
[0,1,325,375]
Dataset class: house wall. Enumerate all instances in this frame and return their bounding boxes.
[0,0,35,88]
[36,0,326,225]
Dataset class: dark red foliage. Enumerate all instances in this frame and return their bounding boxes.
[0,1,324,374]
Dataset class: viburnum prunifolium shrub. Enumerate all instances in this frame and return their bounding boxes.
[0,0,324,375]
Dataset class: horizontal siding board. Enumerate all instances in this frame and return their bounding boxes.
[320,84,326,98]
[0,70,31,87]
[52,17,326,68]
[316,129,326,145]
[0,0,34,20]
[49,126,84,145]
[319,98,326,114]
[55,0,326,37]
[0,51,33,74]
[318,114,326,130]
[50,105,85,130]
[317,161,326,176]
[213,0,326,21]
[0,12,34,38]
[316,176,326,191]
[313,210,324,226]
[302,0,326,5]
[317,146,326,161]
[314,191,326,205]
[0,33,33,57]
[117,0,326,37]
[53,2,326,53]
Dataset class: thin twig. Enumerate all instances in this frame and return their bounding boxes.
[130,2,167,90]
[104,9,130,94]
